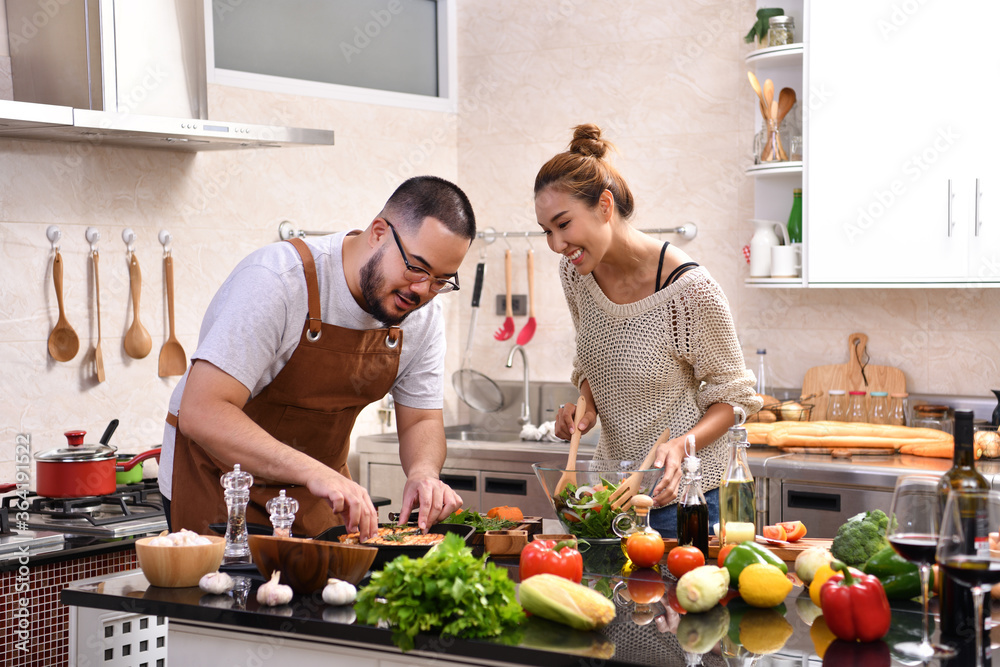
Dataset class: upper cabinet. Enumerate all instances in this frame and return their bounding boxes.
[806,0,1000,285]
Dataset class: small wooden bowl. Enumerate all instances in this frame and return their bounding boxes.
[248,534,377,593]
[533,533,576,542]
[135,535,225,588]
[484,530,528,556]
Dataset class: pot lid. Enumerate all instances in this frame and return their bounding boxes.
[35,430,117,462]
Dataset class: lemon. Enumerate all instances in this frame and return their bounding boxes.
[738,563,793,608]
[739,608,793,654]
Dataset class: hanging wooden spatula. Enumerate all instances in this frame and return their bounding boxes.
[609,427,670,511]
[92,250,105,382]
[158,254,187,377]
[554,396,587,495]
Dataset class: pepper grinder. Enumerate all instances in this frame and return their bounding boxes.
[266,490,298,538]
[221,464,254,563]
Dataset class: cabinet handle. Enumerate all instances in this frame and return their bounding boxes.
[440,474,477,492]
[975,178,983,237]
[786,489,841,512]
[484,477,527,496]
[947,179,955,237]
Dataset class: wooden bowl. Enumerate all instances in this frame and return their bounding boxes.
[248,534,377,593]
[135,535,225,588]
[484,530,528,556]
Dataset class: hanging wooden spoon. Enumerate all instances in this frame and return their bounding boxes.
[123,253,152,359]
[92,250,105,381]
[48,251,80,362]
[158,254,187,377]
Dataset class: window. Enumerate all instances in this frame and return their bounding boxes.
[206,0,455,111]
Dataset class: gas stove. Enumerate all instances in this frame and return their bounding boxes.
[1,479,168,540]
[0,505,66,561]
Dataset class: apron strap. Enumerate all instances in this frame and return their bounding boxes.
[285,238,322,340]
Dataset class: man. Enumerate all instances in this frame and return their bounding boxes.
[159,176,475,541]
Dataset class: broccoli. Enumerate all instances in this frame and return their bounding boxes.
[830,509,890,566]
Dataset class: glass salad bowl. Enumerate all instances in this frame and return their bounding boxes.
[532,459,664,541]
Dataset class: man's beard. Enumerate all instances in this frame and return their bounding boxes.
[359,249,423,326]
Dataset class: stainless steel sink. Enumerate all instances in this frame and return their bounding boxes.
[443,428,522,443]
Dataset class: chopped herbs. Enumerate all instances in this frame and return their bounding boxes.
[354,533,525,651]
[446,508,519,533]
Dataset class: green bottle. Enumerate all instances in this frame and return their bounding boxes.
[787,188,802,244]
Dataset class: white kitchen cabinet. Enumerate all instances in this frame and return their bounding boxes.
[806,0,1000,285]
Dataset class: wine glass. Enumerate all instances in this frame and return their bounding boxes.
[886,475,956,659]
[936,488,1000,667]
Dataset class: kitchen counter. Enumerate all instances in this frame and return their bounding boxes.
[61,551,996,666]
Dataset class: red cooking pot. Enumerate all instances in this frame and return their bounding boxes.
[35,429,161,498]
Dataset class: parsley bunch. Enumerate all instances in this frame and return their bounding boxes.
[447,508,518,532]
[354,533,525,651]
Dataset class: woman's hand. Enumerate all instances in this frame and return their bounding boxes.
[554,400,597,440]
[650,436,687,506]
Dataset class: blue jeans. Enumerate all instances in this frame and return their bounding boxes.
[648,488,720,539]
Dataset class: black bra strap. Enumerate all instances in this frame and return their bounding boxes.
[654,241,670,291]
[664,261,700,287]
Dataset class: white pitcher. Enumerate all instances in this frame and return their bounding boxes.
[749,219,790,278]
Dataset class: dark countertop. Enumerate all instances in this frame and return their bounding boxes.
[61,547,993,666]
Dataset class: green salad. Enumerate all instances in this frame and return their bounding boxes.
[554,479,639,540]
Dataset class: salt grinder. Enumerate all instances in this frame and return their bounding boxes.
[266,489,298,538]
[221,463,254,563]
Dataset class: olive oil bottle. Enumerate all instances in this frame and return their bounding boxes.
[720,417,756,545]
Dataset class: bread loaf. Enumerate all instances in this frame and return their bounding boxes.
[747,421,953,451]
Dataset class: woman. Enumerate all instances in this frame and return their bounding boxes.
[536,124,761,535]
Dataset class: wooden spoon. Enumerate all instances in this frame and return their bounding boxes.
[47,251,79,362]
[555,396,587,495]
[776,87,797,125]
[92,250,105,381]
[124,253,152,359]
[158,255,187,377]
[762,79,775,113]
[747,71,769,120]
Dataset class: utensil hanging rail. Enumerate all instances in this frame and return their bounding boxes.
[278,221,698,241]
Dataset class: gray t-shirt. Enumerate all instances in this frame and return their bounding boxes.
[158,232,445,499]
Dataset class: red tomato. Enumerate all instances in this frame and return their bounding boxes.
[763,524,787,541]
[519,539,583,582]
[625,568,666,604]
[626,532,666,568]
[717,543,736,567]
[778,520,807,542]
[666,545,705,579]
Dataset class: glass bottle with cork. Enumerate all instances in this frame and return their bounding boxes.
[720,417,756,546]
[787,188,802,244]
[676,434,709,559]
[937,410,991,643]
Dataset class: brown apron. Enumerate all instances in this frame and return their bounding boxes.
[169,238,401,536]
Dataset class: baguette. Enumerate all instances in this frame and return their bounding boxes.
[749,421,952,450]
[899,441,954,459]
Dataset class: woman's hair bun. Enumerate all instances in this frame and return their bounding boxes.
[568,123,610,159]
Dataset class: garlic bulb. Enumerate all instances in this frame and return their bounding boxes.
[322,578,357,606]
[199,571,235,595]
[256,571,293,606]
[148,529,212,547]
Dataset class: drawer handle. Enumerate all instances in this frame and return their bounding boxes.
[440,474,477,492]
[786,490,841,512]
[484,477,527,496]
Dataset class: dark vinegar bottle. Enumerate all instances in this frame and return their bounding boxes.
[937,409,990,643]
[677,435,709,559]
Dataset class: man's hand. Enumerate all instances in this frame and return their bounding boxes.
[397,475,463,532]
[306,472,379,541]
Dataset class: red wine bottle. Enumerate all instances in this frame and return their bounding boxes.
[937,409,990,642]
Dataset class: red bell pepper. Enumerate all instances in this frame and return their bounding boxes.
[519,539,583,583]
[819,560,891,642]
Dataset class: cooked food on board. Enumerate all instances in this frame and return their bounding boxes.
[337,525,447,546]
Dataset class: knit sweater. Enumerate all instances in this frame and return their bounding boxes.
[560,257,762,496]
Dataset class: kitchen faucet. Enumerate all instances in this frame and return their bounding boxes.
[505,345,531,426]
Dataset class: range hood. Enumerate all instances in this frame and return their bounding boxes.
[1,0,334,151]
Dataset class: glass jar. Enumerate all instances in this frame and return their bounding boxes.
[912,404,954,435]
[889,392,908,426]
[846,391,868,423]
[870,391,890,424]
[828,390,847,421]
[767,15,795,46]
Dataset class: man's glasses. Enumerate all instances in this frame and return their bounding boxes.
[383,218,460,294]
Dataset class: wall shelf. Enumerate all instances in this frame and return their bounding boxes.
[745,43,804,65]
[747,161,803,176]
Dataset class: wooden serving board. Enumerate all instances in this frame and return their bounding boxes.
[778,446,896,456]
[800,332,906,421]
[664,537,833,563]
